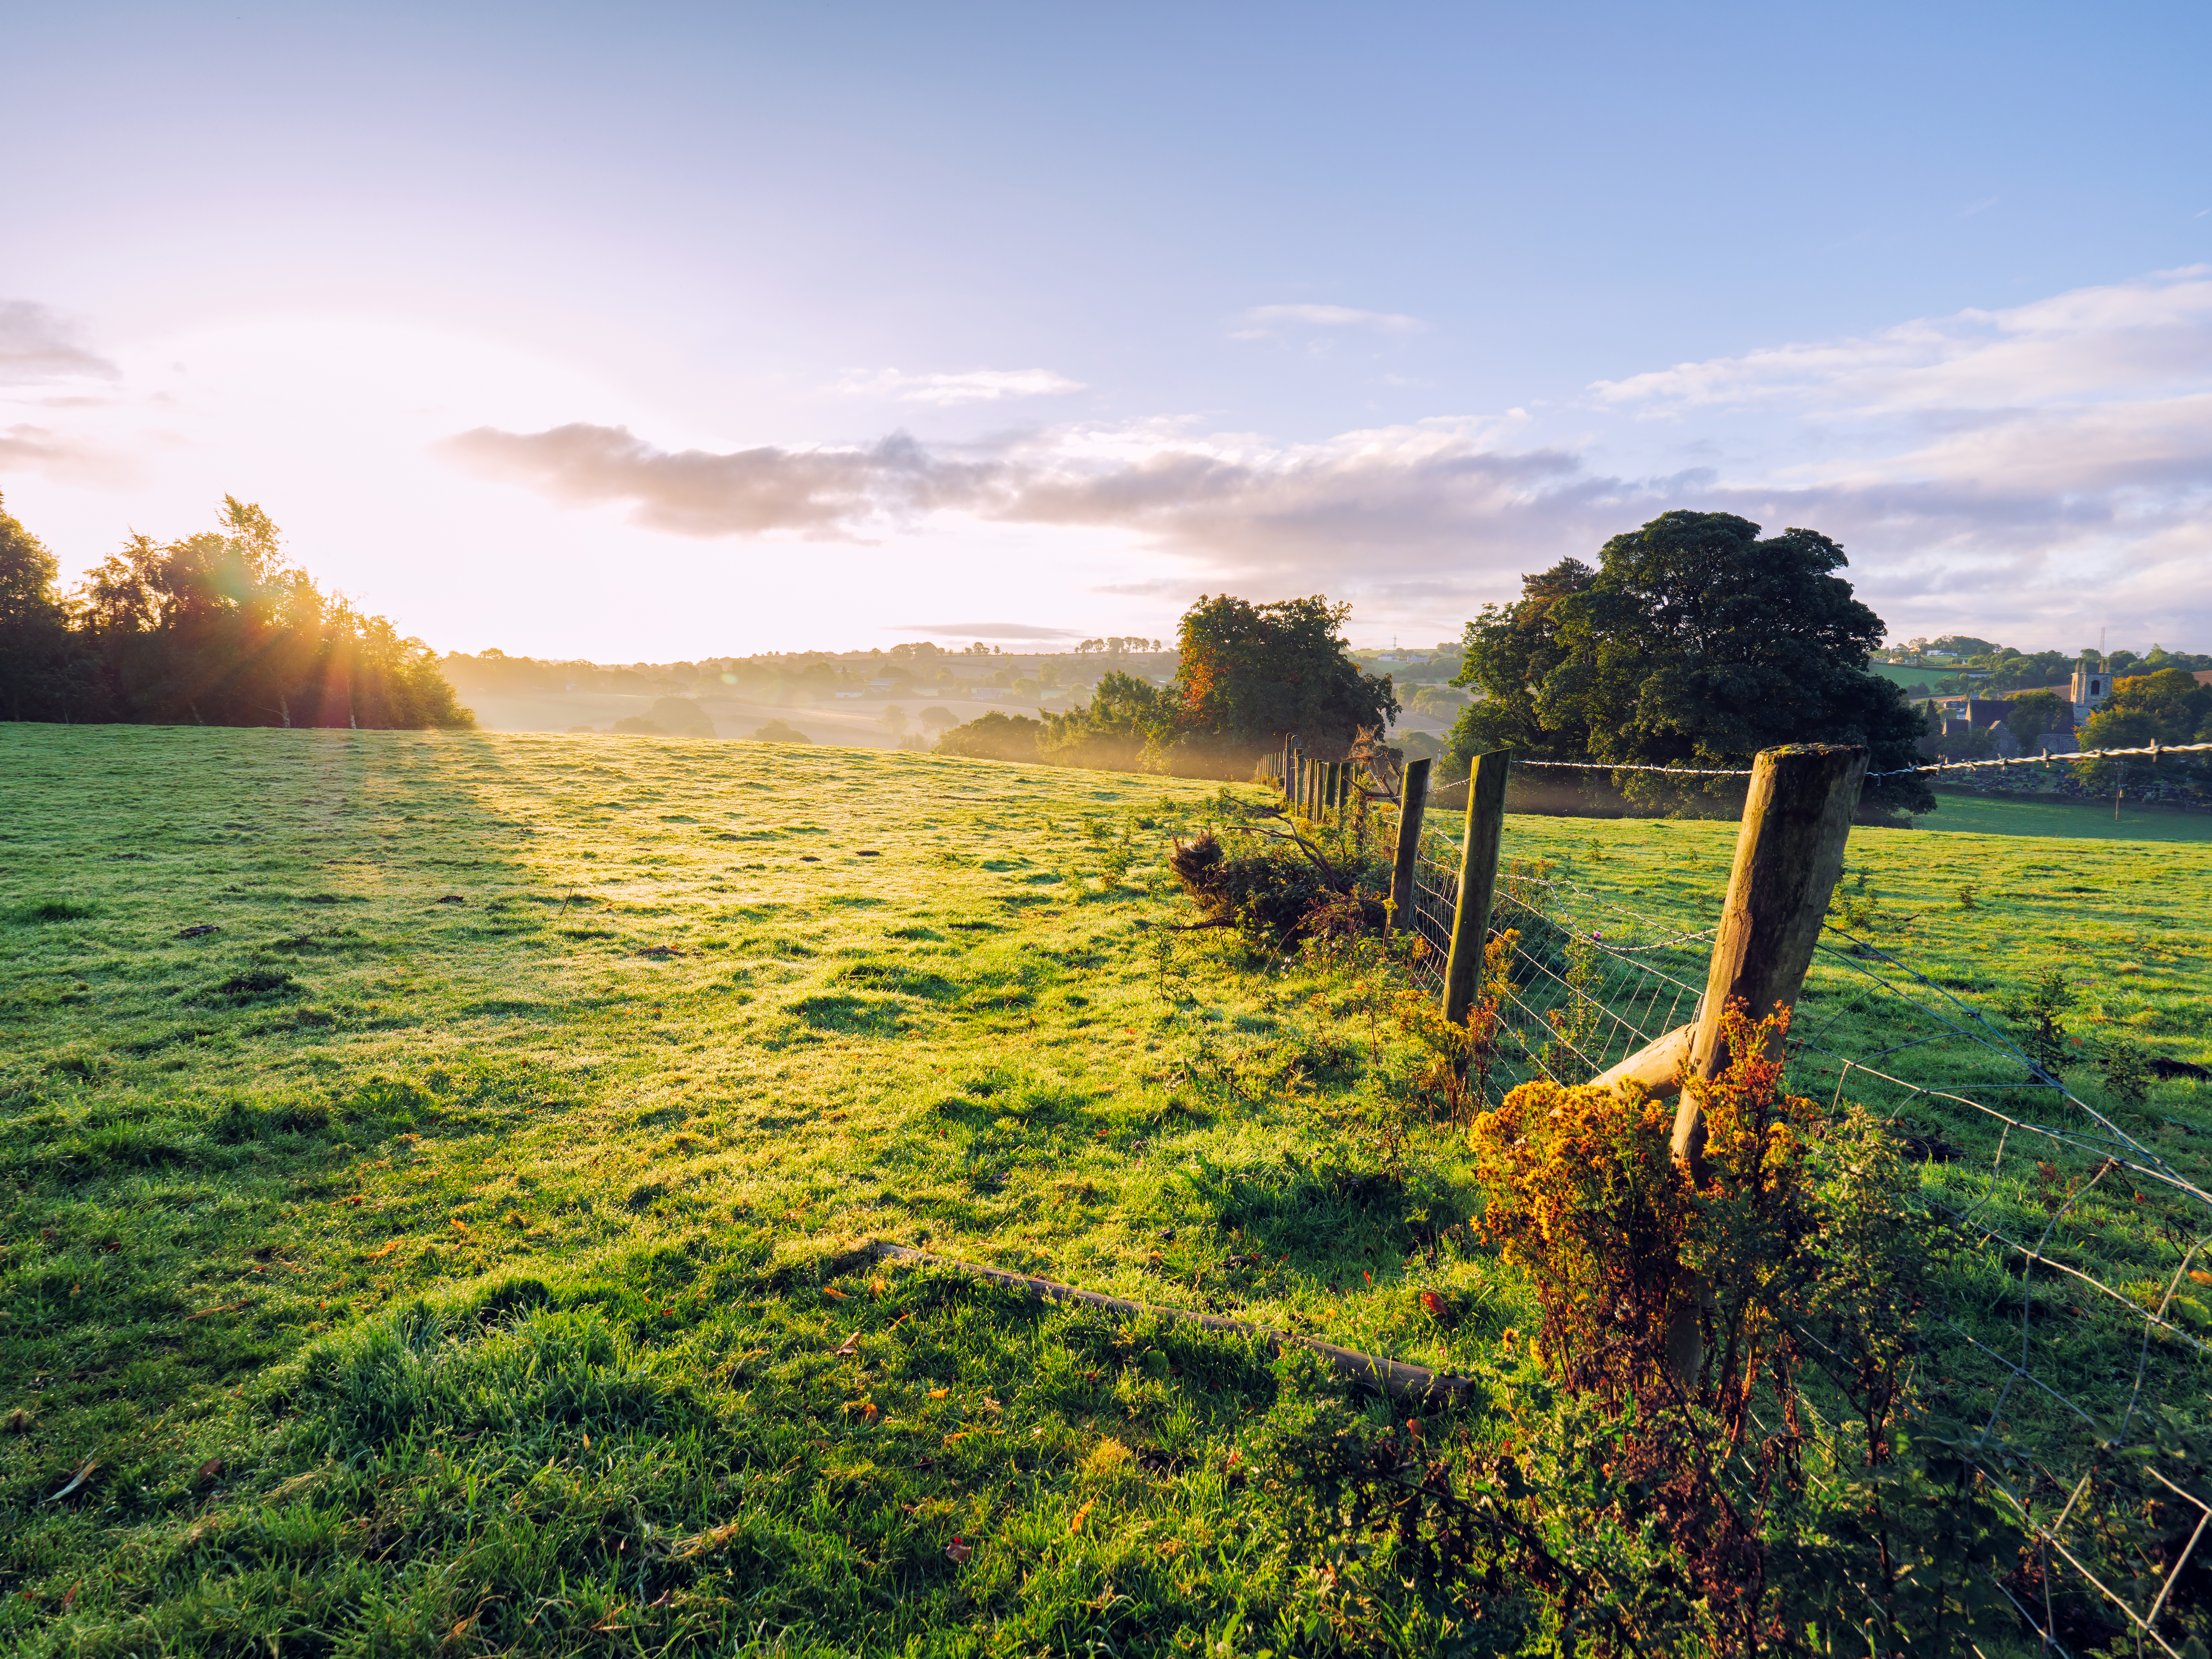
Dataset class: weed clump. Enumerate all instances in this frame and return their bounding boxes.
[1167,825,1389,950]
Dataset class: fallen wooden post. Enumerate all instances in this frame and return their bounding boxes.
[1588,1022,1695,1098]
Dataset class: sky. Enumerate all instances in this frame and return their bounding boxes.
[3,0,2209,661]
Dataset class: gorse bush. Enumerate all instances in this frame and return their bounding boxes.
[1443,1004,2013,1651]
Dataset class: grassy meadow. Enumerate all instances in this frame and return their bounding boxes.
[5,726,2211,1654]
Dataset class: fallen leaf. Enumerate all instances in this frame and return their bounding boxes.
[833,1330,861,1357]
[1068,1500,1093,1534]
[928,1388,949,1400]
[341,1195,364,1207]
[197,1458,224,1482]
[868,1278,889,1295]
[1419,1289,1449,1320]
[946,1536,972,1563]
[582,1430,591,1451]
[822,1286,849,1300]
[365,1240,401,1261]
[449,1218,469,1234]
[2190,1270,2212,1288]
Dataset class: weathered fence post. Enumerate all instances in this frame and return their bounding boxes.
[1663,741,1866,1385]
[1441,751,1512,1027]
[1387,756,1432,936]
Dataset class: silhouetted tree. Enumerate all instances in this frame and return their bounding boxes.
[0,495,471,729]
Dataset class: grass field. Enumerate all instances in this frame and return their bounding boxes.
[5,727,2210,1653]
[1915,784,2212,841]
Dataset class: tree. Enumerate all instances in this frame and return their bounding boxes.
[2001,690,2070,747]
[935,710,1043,761]
[750,719,810,743]
[1166,594,1397,768]
[2,495,471,729]
[879,704,908,736]
[0,493,73,721]
[918,706,956,733]
[1449,512,1933,814]
[1038,669,1176,769]
[2078,669,2212,799]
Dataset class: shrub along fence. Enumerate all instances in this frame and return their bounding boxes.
[1267,735,2212,1654]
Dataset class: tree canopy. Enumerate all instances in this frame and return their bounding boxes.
[1165,594,1397,765]
[0,494,470,729]
[1038,669,1176,770]
[1449,511,1932,812]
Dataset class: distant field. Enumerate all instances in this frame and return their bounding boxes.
[1867,661,1939,691]
[1916,786,2212,841]
[4,727,2209,1653]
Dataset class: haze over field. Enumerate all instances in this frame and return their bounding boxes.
[3,2,2209,661]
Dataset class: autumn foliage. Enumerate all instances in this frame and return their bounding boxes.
[1468,1002,1817,1415]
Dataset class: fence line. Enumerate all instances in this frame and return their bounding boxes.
[1265,739,2212,1653]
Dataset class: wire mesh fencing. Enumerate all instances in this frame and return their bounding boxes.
[1395,815,2212,1653]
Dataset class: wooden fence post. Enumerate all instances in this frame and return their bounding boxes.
[1680,743,1869,1123]
[1662,742,1866,1385]
[1441,751,1512,1027]
[1388,757,1432,936]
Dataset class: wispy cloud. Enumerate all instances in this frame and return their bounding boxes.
[887,621,1083,639]
[1588,265,2212,413]
[830,367,1086,405]
[1233,303,1425,340]
[0,301,119,384]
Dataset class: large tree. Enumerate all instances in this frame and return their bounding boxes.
[2,495,472,729]
[1449,511,1933,812]
[0,494,73,722]
[1166,594,1397,767]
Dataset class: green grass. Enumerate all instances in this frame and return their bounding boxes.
[4,726,2211,1654]
[1912,785,2212,841]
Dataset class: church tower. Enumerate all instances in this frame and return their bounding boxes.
[2070,652,2111,723]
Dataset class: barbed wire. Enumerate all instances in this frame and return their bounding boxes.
[1506,758,1756,776]
[1407,740,2212,787]
[1866,739,2212,780]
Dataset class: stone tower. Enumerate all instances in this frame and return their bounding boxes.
[2070,652,2112,723]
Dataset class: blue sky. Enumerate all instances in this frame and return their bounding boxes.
[3,1,2208,658]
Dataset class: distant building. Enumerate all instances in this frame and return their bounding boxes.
[1932,696,2012,730]
[2069,652,2113,725]
[2039,732,2080,755]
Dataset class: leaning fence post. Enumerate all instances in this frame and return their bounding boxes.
[1441,751,1512,1027]
[1663,741,1866,1385]
[1388,757,1432,936]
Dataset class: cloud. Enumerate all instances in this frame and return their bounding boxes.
[434,422,1004,538]
[831,367,1086,405]
[1589,265,2212,413]
[1233,303,1425,339]
[887,621,1083,639]
[441,266,2212,646]
[0,302,119,384]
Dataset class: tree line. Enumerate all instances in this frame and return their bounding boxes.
[0,495,470,729]
[939,511,1935,811]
